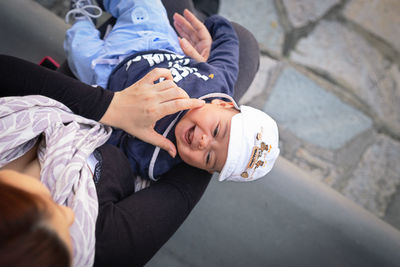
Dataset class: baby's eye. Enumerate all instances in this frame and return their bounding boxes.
[213,124,219,137]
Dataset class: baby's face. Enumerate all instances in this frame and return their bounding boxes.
[175,100,239,173]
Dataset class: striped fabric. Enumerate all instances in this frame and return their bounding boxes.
[0,95,111,267]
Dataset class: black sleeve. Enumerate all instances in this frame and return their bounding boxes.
[94,145,211,267]
[0,54,113,121]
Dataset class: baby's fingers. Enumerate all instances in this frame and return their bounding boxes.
[173,13,199,44]
[183,9,204,32]
[179,38,204,62]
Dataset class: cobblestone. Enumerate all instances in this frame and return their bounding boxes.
[219,0,284,56]
[282,0,340,28]
[264,66,372,150]
[239,55,279,105]
[290,20,400,137]
[343,134,400,217]
[343,0,400,52]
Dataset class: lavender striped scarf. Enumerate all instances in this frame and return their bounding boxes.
[0,95,112,267]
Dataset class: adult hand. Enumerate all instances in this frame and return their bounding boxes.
[100,68,205,158]
[173,9,212,62]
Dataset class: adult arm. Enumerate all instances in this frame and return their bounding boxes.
[0,55,204,156]
[0,54,112,121]
[94,144,212,267]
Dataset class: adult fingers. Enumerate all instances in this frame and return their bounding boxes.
[140,68,173,84]
[139,130,177,158]
[159,98,205,116]
[153,79,179,92]
[158,86,190,102]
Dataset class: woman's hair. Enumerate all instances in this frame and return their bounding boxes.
[0,178,71,267]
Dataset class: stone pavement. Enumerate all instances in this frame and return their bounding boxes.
[219,0,400,227]
[34,0,400,228]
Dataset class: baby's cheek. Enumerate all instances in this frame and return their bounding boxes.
[176,145,190,162]
[178,148,203,169]
[178,147,193,164]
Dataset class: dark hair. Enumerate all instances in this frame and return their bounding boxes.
[0,178,71,267]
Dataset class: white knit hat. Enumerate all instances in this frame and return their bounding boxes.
[218,105,280,182]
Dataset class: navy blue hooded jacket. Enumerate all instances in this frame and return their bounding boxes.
[106,15,239,180]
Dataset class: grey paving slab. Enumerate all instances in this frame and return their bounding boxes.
[239,55,279,105]
[343,0,400,52]
[343,134,400,217]
[219,0,284,55]
[263,66,373,150]
[290,20,400,137]
[282,0,339,28]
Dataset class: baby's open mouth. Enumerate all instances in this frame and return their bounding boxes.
[185,126,195,145]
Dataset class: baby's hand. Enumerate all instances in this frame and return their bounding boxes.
[173,9,212,62]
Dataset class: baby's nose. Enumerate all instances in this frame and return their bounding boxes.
[198,134,209,150]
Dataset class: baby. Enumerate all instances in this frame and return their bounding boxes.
[174,100,280,182]
[64,0,280,182]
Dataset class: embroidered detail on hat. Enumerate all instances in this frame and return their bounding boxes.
[242,127,272,179]
[255,160,265,168]
[209,74,214,79]
[247,146,259,169]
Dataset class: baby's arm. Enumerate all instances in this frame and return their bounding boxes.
[203,15,239,75]
[203,15,240,96]
[171,10,240,97]
[172,10,239,92]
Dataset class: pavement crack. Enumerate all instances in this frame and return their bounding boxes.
[281,0,347,57]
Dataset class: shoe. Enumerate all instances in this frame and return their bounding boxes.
[65,0,102,24]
